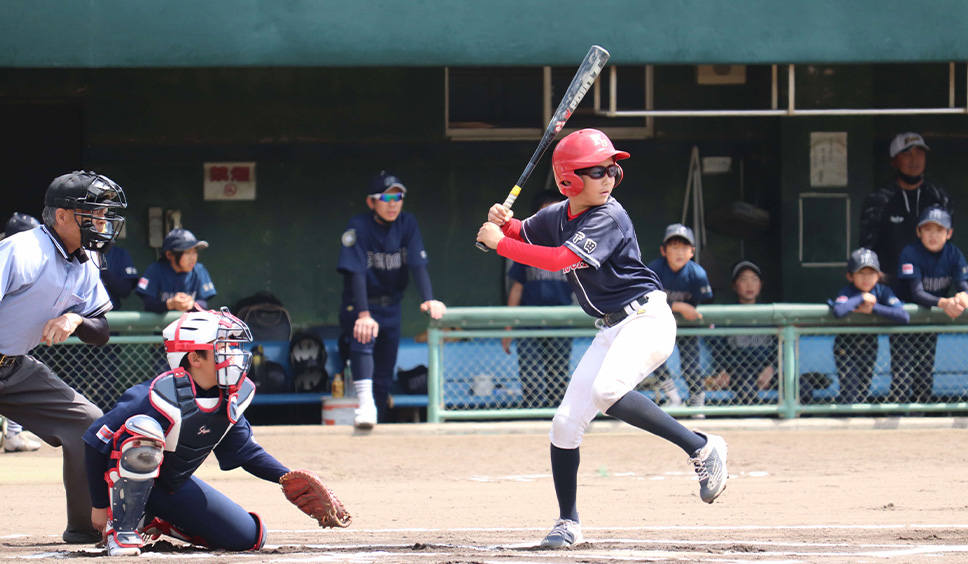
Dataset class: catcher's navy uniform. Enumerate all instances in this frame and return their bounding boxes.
[83,371,288,550]
[337,209,432,419]
[136,261,216,312]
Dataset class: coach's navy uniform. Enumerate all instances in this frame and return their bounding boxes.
[338,178,435,422]
[83,372,288,550]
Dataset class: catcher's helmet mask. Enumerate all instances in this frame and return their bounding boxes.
[163,308,254,395]
[45,171,127,258]
[552,129,630,198]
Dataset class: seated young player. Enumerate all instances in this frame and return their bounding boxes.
[83,308,350,556]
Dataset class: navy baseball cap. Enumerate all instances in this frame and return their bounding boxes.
[918,205,952,230]
[889,132,930,158]
[662,223,695,246]
[368,171,407,196]
[847,248,881,274]
[5,212,40,237]
[162,228,209,253]
[731,260,762,282]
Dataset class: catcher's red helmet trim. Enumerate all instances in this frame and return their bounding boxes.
[552,129,630,197]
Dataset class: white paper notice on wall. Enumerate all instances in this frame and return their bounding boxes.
[204,162,256,201]
[809,132,847,187]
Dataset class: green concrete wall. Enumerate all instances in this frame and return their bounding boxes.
[2,1,968,67]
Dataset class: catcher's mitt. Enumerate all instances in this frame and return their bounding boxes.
[280,469,352,528]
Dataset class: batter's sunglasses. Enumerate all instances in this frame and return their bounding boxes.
[369,193,405,202]
[575,164,620,179]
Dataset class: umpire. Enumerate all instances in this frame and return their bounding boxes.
[0,171,126,543]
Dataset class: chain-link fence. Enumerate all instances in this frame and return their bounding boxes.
[39,336,167,412]
[798,327,968,407]
[428,305,968,421]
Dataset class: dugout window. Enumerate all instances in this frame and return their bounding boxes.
[444,65,652,141]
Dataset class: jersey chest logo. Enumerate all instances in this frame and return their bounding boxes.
[890,215,905,224]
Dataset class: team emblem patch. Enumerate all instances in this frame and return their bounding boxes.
[901,263,914,275]
[137,277,149,290]
[341,229,357,247]
[583,238,597,253]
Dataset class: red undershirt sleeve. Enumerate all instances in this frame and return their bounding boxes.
[496,237,580,271]
[500,218,523,241]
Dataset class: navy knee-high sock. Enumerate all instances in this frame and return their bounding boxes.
[605,391,706,455]
[350,351,374,382]
[550,444,580,522]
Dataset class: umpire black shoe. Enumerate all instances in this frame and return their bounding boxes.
[63,528,102,544]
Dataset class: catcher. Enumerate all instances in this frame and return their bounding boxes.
[82,308,350,556]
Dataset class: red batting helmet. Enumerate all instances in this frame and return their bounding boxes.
[552,129,630,197]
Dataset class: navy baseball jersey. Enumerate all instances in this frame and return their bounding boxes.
[508,261,574,306]
[337,211,429,302]
[896,242,968,300]
[136,261,217,303]
[520,198,662,317]
[647,258,713,306]
[103,245,139,310]
[829,283,908,322]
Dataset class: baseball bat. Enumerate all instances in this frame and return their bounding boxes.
[476,44,610,252]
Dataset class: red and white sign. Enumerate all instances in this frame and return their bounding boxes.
[204,162,256,201]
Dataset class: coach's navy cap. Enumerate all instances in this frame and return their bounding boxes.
[162,228,209,253]
[847,248,881,274]
[662,223,695,246]
[731,260,762,282]
[918,205,952,230]
[889,132,930,158]
[368,171,407,196]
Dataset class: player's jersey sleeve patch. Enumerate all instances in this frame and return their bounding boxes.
[583,238,597,254]
[137,277,149,290]
[901,263,914,275]
[341,229,357,247]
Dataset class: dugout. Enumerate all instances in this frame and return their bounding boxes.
[1,1,967,341]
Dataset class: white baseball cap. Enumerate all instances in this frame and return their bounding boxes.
[889,132,930,158]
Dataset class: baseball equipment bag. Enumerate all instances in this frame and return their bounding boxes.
[280,469,352,528]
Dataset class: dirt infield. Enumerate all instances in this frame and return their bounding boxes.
[2,417,967,563]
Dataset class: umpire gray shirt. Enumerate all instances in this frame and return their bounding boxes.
[0,226,112,355]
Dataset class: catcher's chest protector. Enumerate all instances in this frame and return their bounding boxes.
[148,372,256,491]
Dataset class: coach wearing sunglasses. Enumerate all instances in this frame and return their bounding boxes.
[336,171,446,430]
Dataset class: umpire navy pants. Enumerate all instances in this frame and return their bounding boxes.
[339,301,402,422]
[0,355,102,536]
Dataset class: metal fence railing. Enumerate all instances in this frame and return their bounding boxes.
[40,307,968,420]
[427,304,968,422]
